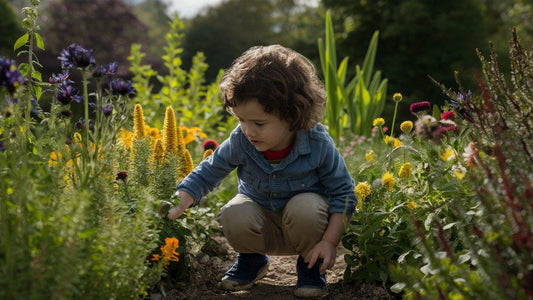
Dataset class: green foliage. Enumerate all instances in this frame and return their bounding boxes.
[0,1,24,56]
[318,10,387,141]
[128,15,235,139]
[390,28,533,300]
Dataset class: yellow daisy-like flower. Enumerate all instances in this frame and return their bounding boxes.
[73,132,82,143]
[373,118,385,127]
[398,162,412,179]
[365,150,376,162]
[392,138,403,149]
[440,146,456,162]
[393,92,403,102]
[407,201,418,210]
[354,182,371,200]
[400,121,413,134]
[452,164,466,180]
[384,135,392,145]
[382,172,394,190]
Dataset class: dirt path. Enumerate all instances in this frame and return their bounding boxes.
[151,236,389,299]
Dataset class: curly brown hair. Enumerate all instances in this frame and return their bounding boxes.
[220,45,326,131]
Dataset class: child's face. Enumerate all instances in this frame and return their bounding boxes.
[232,98,295,152]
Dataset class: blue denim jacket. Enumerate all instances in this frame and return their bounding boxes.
[177,124,357,215]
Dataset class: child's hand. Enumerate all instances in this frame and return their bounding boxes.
[167,190,194,220]
[305,240,336,273]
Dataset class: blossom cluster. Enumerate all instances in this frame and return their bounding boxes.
[0,57,28,95]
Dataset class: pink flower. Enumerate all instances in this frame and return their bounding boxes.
[409,101,431,115]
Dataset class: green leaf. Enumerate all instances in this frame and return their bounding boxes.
[34,32,45,50]
[390,282,406,293]
[14,33,29,51]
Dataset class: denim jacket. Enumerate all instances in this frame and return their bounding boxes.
[177,124,357,215]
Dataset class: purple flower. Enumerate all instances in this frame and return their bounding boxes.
[101,105,113,116]
[409,101,431,115]
[0,57,28,94]
[56,82,83,105]
[49,71,72,84]
[91,62,118,78]
[58,44,95,69]
[108,78,135,96]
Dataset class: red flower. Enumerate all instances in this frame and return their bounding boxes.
[202,139,219,151]
[409,101,431,115]
[440,111,456,120]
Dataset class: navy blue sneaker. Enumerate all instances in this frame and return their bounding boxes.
[294,256,328,298]
[219,253,270,291]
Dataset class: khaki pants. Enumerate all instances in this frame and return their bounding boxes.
[217,193,329,257]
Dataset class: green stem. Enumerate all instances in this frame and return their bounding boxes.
[390,101,399,137]
[24,30,35,133]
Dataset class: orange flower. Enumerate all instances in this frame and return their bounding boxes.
[160,237,180,267]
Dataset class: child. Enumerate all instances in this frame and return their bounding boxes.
[168,44,356,299]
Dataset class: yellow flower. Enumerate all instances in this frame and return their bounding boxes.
[160,237,180,267]
[118,128,134,149]
[400,121,413,134]
[452,164,466,180]
[73,132,82,143]
[407,201,417,210]
[392,138,403,149]
[365,150,376,162]
[382,172,394,190]
[163,106,178,155]
[393,92,403,102]
[440,146,456,162]
[153,139,164,163]
[202,149,214,160]
[384,135,392,145]
[133,104,146,140]
[398,162,412,179]
[48,151,62,166]
[373,118,385,127]
[182,149,193,176]
[354,182,371,200]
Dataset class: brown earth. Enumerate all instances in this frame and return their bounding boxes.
[150,236,391,300]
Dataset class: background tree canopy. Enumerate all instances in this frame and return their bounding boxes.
[4,0,532,111]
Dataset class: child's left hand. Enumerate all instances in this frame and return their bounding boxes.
[305,240,336,273]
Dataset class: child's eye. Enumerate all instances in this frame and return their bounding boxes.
[255,122,264,127]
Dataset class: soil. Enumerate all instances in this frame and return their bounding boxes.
[150,236,390,300]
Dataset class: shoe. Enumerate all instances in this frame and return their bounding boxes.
[219,253,270,291]
[294,256,328,298]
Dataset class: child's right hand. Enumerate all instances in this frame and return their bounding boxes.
[168,190,195,220]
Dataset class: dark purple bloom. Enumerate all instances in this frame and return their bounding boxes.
[56,82,83,105]
[409,101,431,115]
[58,44,95,69]
[101,105,113,116]
[0,140,5,153]
[108,78,135,96]
[49,71,72,84]
[61,109,73,117]
[116,170,128,181]
[91,62,118,78]
[0,57,28,94]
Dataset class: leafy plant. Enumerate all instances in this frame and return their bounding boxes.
[318,10,388,141]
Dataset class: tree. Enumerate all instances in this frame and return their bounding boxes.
[0,0,24,57]
[40,0,150,75]
[322,0,490,104]
[132,0,172,62]
[182,0,324,81]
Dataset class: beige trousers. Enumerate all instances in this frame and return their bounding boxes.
[216,193,329,257]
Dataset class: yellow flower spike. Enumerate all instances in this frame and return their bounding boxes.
[407,201,418,210]
[382,172,395,190]
[73,132,82,143]
[182,149,193,175]
[400,121,413,134]
[393,93,403,102]
[133,104,146,140]
[118,128,134,149]
[373,118,385,127]
[392,138,403,149]
[163,106,178,155]
[153,139,164,163]
[365,150,376,162]
[398,162,412,179]
[202,149,214,160]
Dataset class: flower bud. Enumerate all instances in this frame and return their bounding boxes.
[393,93,403,102]
[31,0,40,6]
